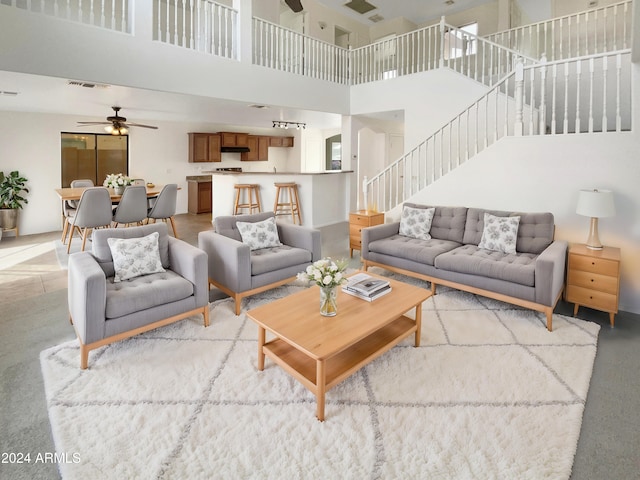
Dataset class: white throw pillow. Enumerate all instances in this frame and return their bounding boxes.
[107,231,166,282]
[236,217,282,250]
[478,213,520,254]
[399,205,436,240]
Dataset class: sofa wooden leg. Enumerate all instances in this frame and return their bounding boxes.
[546,309,553,332]
[431,282,437,295]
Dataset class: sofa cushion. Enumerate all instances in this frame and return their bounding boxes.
[404,204,468,243]
[434,244,537,287]
[105,270,194,319]
[399,205,435,240]
[236,216,282,250]
[462,208,554,254]
[369,234,461,267]
[250,245,313,276]
[478,213,520,254]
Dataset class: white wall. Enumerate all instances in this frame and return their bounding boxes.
[350,69,488,152]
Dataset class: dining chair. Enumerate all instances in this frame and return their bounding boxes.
[112,185,148,227]
[61,179,95,244]
[147,183,179,237]
[66,187,113,253]
[131,178,145,186]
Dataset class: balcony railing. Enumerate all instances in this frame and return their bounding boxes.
[364,50,632,213]
[252,17,350,84]
[153,0,238,59]
[486,0,631,62]
[2,0,131,33]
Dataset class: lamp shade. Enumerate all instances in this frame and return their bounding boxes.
[576,189,615,218]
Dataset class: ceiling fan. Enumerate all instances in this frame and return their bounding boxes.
[77,106,158,135]
[284,0,303,13]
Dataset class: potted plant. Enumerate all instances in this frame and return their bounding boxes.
[103,173,132,195]
[0,170,29,231]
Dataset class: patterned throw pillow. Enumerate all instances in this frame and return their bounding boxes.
[236,217,282,251]
[399,205,436,240]
[478,213,520,254]
[107,232,166,282]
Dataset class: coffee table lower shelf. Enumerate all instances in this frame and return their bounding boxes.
[261,315,417,420]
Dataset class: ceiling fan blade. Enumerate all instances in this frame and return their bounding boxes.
[125,123,159,129]
[77,121,111,125]
[284,0,303,13]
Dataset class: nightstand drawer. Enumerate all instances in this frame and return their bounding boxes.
[349,213,381,226]
[569,254,619,276]
[349,224,365,238]
[566,285,618,312]
[568,270,618,295]
[350,238,362,248]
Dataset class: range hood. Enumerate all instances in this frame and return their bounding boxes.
[221,146,250,153]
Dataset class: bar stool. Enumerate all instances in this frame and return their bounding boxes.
[233,184,262,215]
[273,182,302,225]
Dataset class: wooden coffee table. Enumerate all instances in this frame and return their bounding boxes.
[246,273,431,421]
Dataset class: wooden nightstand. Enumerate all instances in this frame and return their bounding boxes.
[566,244,621,327]
[349,210,384,257]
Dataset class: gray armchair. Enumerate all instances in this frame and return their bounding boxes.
[198,212,321,315]
[68,223,210,369]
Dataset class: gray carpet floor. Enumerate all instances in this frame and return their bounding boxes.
[1,225,639,479]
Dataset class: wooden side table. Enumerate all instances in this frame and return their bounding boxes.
[349,210,384,257]
[566,243,621,327]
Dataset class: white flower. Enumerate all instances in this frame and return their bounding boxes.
[322,275,332,285]
[297,257,349,289]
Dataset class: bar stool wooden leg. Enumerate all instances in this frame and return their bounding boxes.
[292,185,302,224]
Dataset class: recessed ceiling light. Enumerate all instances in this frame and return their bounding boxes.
[0,91,19,96]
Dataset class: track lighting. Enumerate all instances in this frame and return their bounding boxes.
[272,121,306,130]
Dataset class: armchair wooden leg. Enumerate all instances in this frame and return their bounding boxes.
[203,306,210,327]
[80,344,89,370]
[234,295,242,316]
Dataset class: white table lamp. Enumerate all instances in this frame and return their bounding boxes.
[576,189,615,250]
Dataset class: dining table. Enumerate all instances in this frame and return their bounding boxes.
[54,185,165,203]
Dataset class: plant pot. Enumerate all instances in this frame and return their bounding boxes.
[114,186,125,195]
[0,208,18,230]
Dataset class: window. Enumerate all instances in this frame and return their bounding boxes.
[61,133,129,187]
[445,22,478,59]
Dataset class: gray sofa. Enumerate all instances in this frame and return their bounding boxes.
[198,212,321,315]
[361,204,567,331]
[68,223,210,368]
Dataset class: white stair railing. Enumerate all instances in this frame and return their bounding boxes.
[486,0,631,62]
[153,0,238,59]
[349,18,537,87]
[2,0,131,33]
[364,50,632,213]
[253,17,350,84]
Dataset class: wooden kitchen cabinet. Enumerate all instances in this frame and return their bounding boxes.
[188,133,221,163]
[566,243,621,327]
[188,180,212,214]
[241,136,269,161]
[220,132,249,147]
[349,210,385,258]
[269,136,294,147]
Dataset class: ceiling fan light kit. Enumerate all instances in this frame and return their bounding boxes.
[77,106,158,135]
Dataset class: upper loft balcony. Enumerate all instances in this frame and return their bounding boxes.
[0,0,633,114]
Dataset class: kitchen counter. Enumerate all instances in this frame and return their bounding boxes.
[186,175,212,182]
[209,170,353,227]
[203,170,353,175]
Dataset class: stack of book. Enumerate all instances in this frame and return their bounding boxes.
[342,273,392,302]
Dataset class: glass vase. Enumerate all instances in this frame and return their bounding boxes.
[319,286,338,317]
[114,185,125,195]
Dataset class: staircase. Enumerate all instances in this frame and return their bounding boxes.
[363,1,633,214]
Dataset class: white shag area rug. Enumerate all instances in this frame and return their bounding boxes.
[41,272,600,480]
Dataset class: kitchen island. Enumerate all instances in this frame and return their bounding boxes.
[204,170,353,228]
